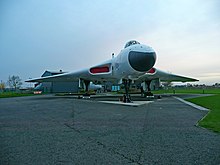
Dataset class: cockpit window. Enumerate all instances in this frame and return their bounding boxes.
[124,40,140,48]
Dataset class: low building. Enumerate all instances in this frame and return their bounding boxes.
[35,70,79,93]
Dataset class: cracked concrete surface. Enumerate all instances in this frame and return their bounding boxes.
[0,95,220,164]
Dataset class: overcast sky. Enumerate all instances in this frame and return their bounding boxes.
[0,0,220,86]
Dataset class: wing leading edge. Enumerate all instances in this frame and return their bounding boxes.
[139,68,198,82]
[26,61,115,83]
[26,69,90,83]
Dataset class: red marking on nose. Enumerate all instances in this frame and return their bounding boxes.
[147,68,156,74]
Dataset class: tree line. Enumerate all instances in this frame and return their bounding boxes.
[0,75,22,92]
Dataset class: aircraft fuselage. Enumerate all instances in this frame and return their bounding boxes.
[89,41,157,83]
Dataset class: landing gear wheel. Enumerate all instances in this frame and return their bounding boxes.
[123,79,132,103]
[144,91,153,97]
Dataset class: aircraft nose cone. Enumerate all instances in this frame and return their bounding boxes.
[128,51,156,72]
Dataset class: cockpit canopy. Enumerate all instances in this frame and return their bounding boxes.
[124,40,140,48]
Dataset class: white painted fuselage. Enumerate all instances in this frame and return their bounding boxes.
[89,41,156,84]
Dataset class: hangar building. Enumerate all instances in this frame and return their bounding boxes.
[34,70,79,93]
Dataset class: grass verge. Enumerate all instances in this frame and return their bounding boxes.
[0,92,34,98]
[186,94,220,133]
[153,88,220,94]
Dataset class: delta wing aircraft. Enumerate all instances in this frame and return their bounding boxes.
[26,40,198,102]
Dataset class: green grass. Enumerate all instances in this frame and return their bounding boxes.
[153,88,220,94]
[153,87,220,133]
[186,94,220,133]
[0,92,34,98]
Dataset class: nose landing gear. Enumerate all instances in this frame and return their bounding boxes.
[123,79,132,103]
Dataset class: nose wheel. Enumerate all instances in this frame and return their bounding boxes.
[123,79,132,103]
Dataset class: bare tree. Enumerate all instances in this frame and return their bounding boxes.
[0,80,5,92]
[7,75,22,91]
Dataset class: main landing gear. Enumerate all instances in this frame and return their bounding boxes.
[141,80,161,99]
[122,79,155,103]
[141,80,154,97]
[144,80,153,97]
[83,80,90,97]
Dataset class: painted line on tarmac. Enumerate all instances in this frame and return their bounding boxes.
[99,101,153,107]
[173,96,209,111]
